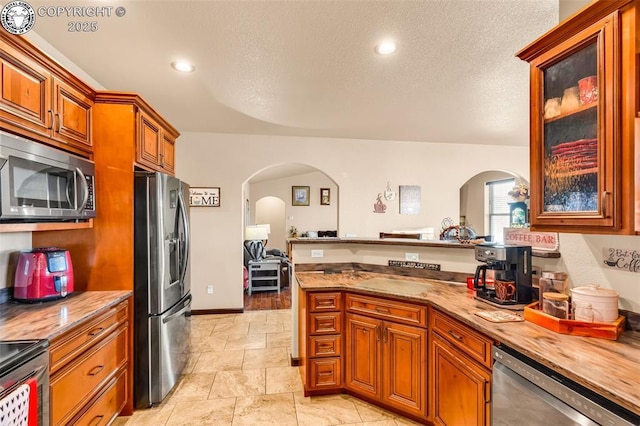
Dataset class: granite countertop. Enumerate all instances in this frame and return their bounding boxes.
[0,291,132,341]
[296,270,640,416]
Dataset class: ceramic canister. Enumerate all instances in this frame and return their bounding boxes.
[570,285,619,323]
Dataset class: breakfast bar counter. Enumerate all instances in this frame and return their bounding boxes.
[0,291,133,341]
[296,270,640,416]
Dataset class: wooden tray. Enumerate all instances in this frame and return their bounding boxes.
[523,302,625,340]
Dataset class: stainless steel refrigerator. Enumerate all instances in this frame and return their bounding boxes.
[133,171,191,408]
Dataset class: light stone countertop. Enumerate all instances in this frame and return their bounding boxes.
[0,291,132,341]
[296,270,640,416]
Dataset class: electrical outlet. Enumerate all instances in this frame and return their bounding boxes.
[207,285,213,294]
[405,253,419,261]
[311,249,324,258]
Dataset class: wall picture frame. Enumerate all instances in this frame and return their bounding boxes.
[292,186,310,206]
[189,187,220,207]
[320,188,330,205]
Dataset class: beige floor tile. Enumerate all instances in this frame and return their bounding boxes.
[211,322,250,335]
[266,309,292,323]
[182,353,200,374]
[165,398,236,425]
[232,393,298,425]
[190,334,228,353]
[265,366,303,394]
[209,368,265,398]
[234,310,267,323]
[351,398,397,422]
[192,350,244,373]
[248,321,284,334]
[168,373,216,403]
[224,333,266,351]
[294,392,363,426]
[282,321,293,332]
[118,402,176,425]
[242,347,290,369]
[266,331,291,348]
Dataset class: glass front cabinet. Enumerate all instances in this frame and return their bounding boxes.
[517,0,640,234]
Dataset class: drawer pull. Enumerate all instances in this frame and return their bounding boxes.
[89,415,104,426]
[375,307,390,313]
[318,342,332,348]
[88,365,105,376]
[88,327,105,337]
[448,330,464,342]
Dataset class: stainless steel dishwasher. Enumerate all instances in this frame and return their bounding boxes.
[492,345,640,426]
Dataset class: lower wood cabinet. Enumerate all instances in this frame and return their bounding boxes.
[429,308,493,426]
[49,299,130,425]
[345,303,427,420]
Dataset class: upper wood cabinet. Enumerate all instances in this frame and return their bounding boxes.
[517,0,640,234]
[0,35,94,157]
[137,110,176,174]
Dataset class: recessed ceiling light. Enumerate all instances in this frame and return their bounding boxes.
[171,60,195,73]
[375,41,397,55]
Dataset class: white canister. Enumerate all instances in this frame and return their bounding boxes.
[570,285,619,323]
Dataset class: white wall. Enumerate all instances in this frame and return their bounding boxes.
[0,233,31,289]
[176,132,530,310]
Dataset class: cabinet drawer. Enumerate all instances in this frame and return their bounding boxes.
[50,301,127,374]
[51,324,127,425]
[309,335,342,357]
[430,308,493,368]
[309,312,342,335]
[346,294,427,327]
[309,292,342,312]
[70,366,127,426]
[309,357,342,389]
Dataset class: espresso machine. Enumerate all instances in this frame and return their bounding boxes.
[473,244,533,305]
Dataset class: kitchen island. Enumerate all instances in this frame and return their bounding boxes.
[296,270,640,420]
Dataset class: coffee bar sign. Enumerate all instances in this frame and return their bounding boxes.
[503,228,559,251]
[603,248,640,273]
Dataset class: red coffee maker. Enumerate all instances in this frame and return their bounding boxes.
[13,247,74,302]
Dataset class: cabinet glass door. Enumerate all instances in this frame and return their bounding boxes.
[542,41,599,214]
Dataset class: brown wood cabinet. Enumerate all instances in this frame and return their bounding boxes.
[517,0,640,234]
[137,109,176,174]
[303,291,343,393]
[0,34,93,157]
[49,298,131,425]
[429,308,493,426]
[345,295,427,420]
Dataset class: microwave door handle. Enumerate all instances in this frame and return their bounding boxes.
[75,167,89,213]
[177,188,190,284]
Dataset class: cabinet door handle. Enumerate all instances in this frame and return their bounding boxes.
[47,110,53,129]
[383,326,388,343]
[601,191,610,218]
[448,330,464,341]
[375,326,380,341]
[55,112,61,132]
[88,415,104,426]
[88,327,105,337]
[88,365,105,376]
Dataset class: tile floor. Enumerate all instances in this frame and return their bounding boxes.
[114,309,422,425]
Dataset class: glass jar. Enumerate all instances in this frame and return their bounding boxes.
[542,292,569,319]
[539,271,569,296]
[572,301,594,322]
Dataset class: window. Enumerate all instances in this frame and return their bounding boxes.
[487,178,514,244]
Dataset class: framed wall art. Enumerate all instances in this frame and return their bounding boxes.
[189,187,220,207]
[320,188,330,205]
[399,185,421,215]
[292,186,310,206]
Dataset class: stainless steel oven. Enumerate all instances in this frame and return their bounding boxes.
[0,131,95,222]
[0,340,49,425]
[492,345,640,425]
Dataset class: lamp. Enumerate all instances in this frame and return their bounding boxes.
[245,225,269,242]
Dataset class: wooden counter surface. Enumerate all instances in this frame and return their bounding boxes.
[0,291,132,341]
[296,270,640,416]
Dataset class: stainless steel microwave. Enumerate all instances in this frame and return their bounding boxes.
[0,131,96,222]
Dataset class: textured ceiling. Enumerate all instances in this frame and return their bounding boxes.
[27,0,560,146]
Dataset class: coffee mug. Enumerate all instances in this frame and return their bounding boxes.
[495,280,516,301]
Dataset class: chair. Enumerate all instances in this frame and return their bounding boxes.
[243,240,290,295]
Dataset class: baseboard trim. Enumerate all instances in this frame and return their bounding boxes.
[290,355,301,366]
[191,308,244,315]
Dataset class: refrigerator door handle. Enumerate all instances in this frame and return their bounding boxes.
[177,188,190,285]
[162,294,192,324]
